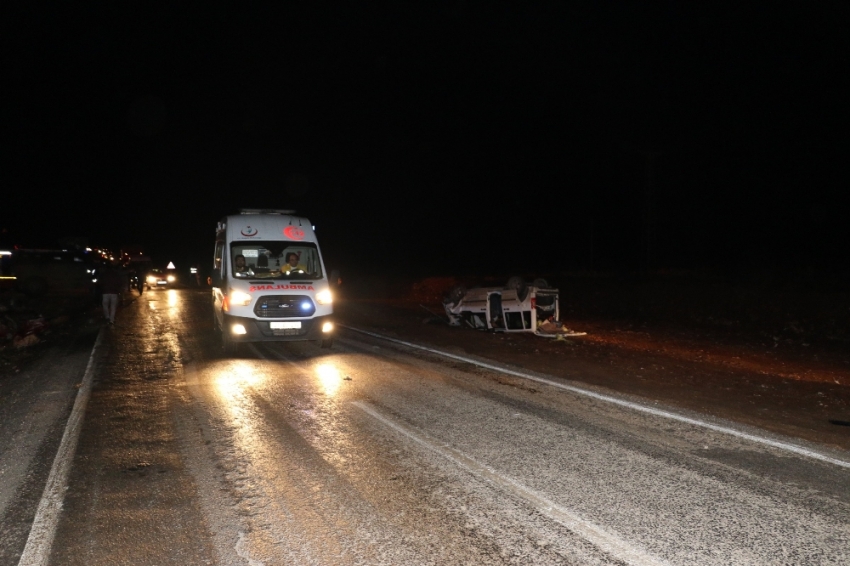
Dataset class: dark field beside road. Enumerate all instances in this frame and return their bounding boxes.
[335,270,850,451]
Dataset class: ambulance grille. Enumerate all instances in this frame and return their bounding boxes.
[254,295,315,318]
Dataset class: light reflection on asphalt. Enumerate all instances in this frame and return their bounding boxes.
[215,363,264,400]
[213,362,268,454]
[204,356,358,561]
[315,363,342,396]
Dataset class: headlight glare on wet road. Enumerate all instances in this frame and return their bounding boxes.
[214,363,263,399]
[315,364,341,395]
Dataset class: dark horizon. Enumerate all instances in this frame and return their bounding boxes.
[4,2,849,278]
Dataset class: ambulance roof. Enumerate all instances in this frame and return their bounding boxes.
[221,213,317,244]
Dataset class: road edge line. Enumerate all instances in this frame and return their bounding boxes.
[17,327,105,566]
[352,400,669,566]
[340,324,850,469]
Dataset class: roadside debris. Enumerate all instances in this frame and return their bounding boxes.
[442,277,587,338]
[536,319,587,338]
[1,312,48,350]
[14,334,40,349]
[419,304,446,324]
[12,317,47,349]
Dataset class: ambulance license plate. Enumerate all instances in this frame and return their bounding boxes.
[270,322,301,329]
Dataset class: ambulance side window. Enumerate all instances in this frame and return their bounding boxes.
[213,241,224,274]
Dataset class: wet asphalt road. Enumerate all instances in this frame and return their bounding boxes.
[2,287,849,565]
[0,325,98,566]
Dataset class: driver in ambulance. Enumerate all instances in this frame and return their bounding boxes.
[283,252,307,273]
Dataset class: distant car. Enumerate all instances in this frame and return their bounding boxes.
[10,249,96,297]
[146,268,175,289]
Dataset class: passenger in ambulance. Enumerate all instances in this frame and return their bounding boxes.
[283,252,307,273]
[234,254,248,274]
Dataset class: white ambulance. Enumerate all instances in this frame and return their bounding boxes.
[212,209,335,354]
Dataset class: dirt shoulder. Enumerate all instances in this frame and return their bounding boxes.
[0,292,105,378]
[335,297,850,452]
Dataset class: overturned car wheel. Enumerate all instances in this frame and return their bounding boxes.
[504,276,529,302]
[444,284,466,306]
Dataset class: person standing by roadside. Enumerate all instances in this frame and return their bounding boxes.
[99,261,124,325]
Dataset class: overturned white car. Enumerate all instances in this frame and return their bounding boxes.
[442,277,585,337]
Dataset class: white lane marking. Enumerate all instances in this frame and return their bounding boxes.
[353,401,669,566]
[235,531,264,566]
[341,325,850,469]
[18,329,105,566]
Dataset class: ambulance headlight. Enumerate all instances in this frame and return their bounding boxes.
[315,289,333,305]
[231,324,247,335]
[322,322,334,333]
[230,290,252,306]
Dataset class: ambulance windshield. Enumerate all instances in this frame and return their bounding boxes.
[231,242,323,280]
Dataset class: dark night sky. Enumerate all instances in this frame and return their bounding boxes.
[4,1,849,277]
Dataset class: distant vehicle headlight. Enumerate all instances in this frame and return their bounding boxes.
[147,276,156,284]
[167,275,175,282]
[230,290,252,306]
[315,289,333,305]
